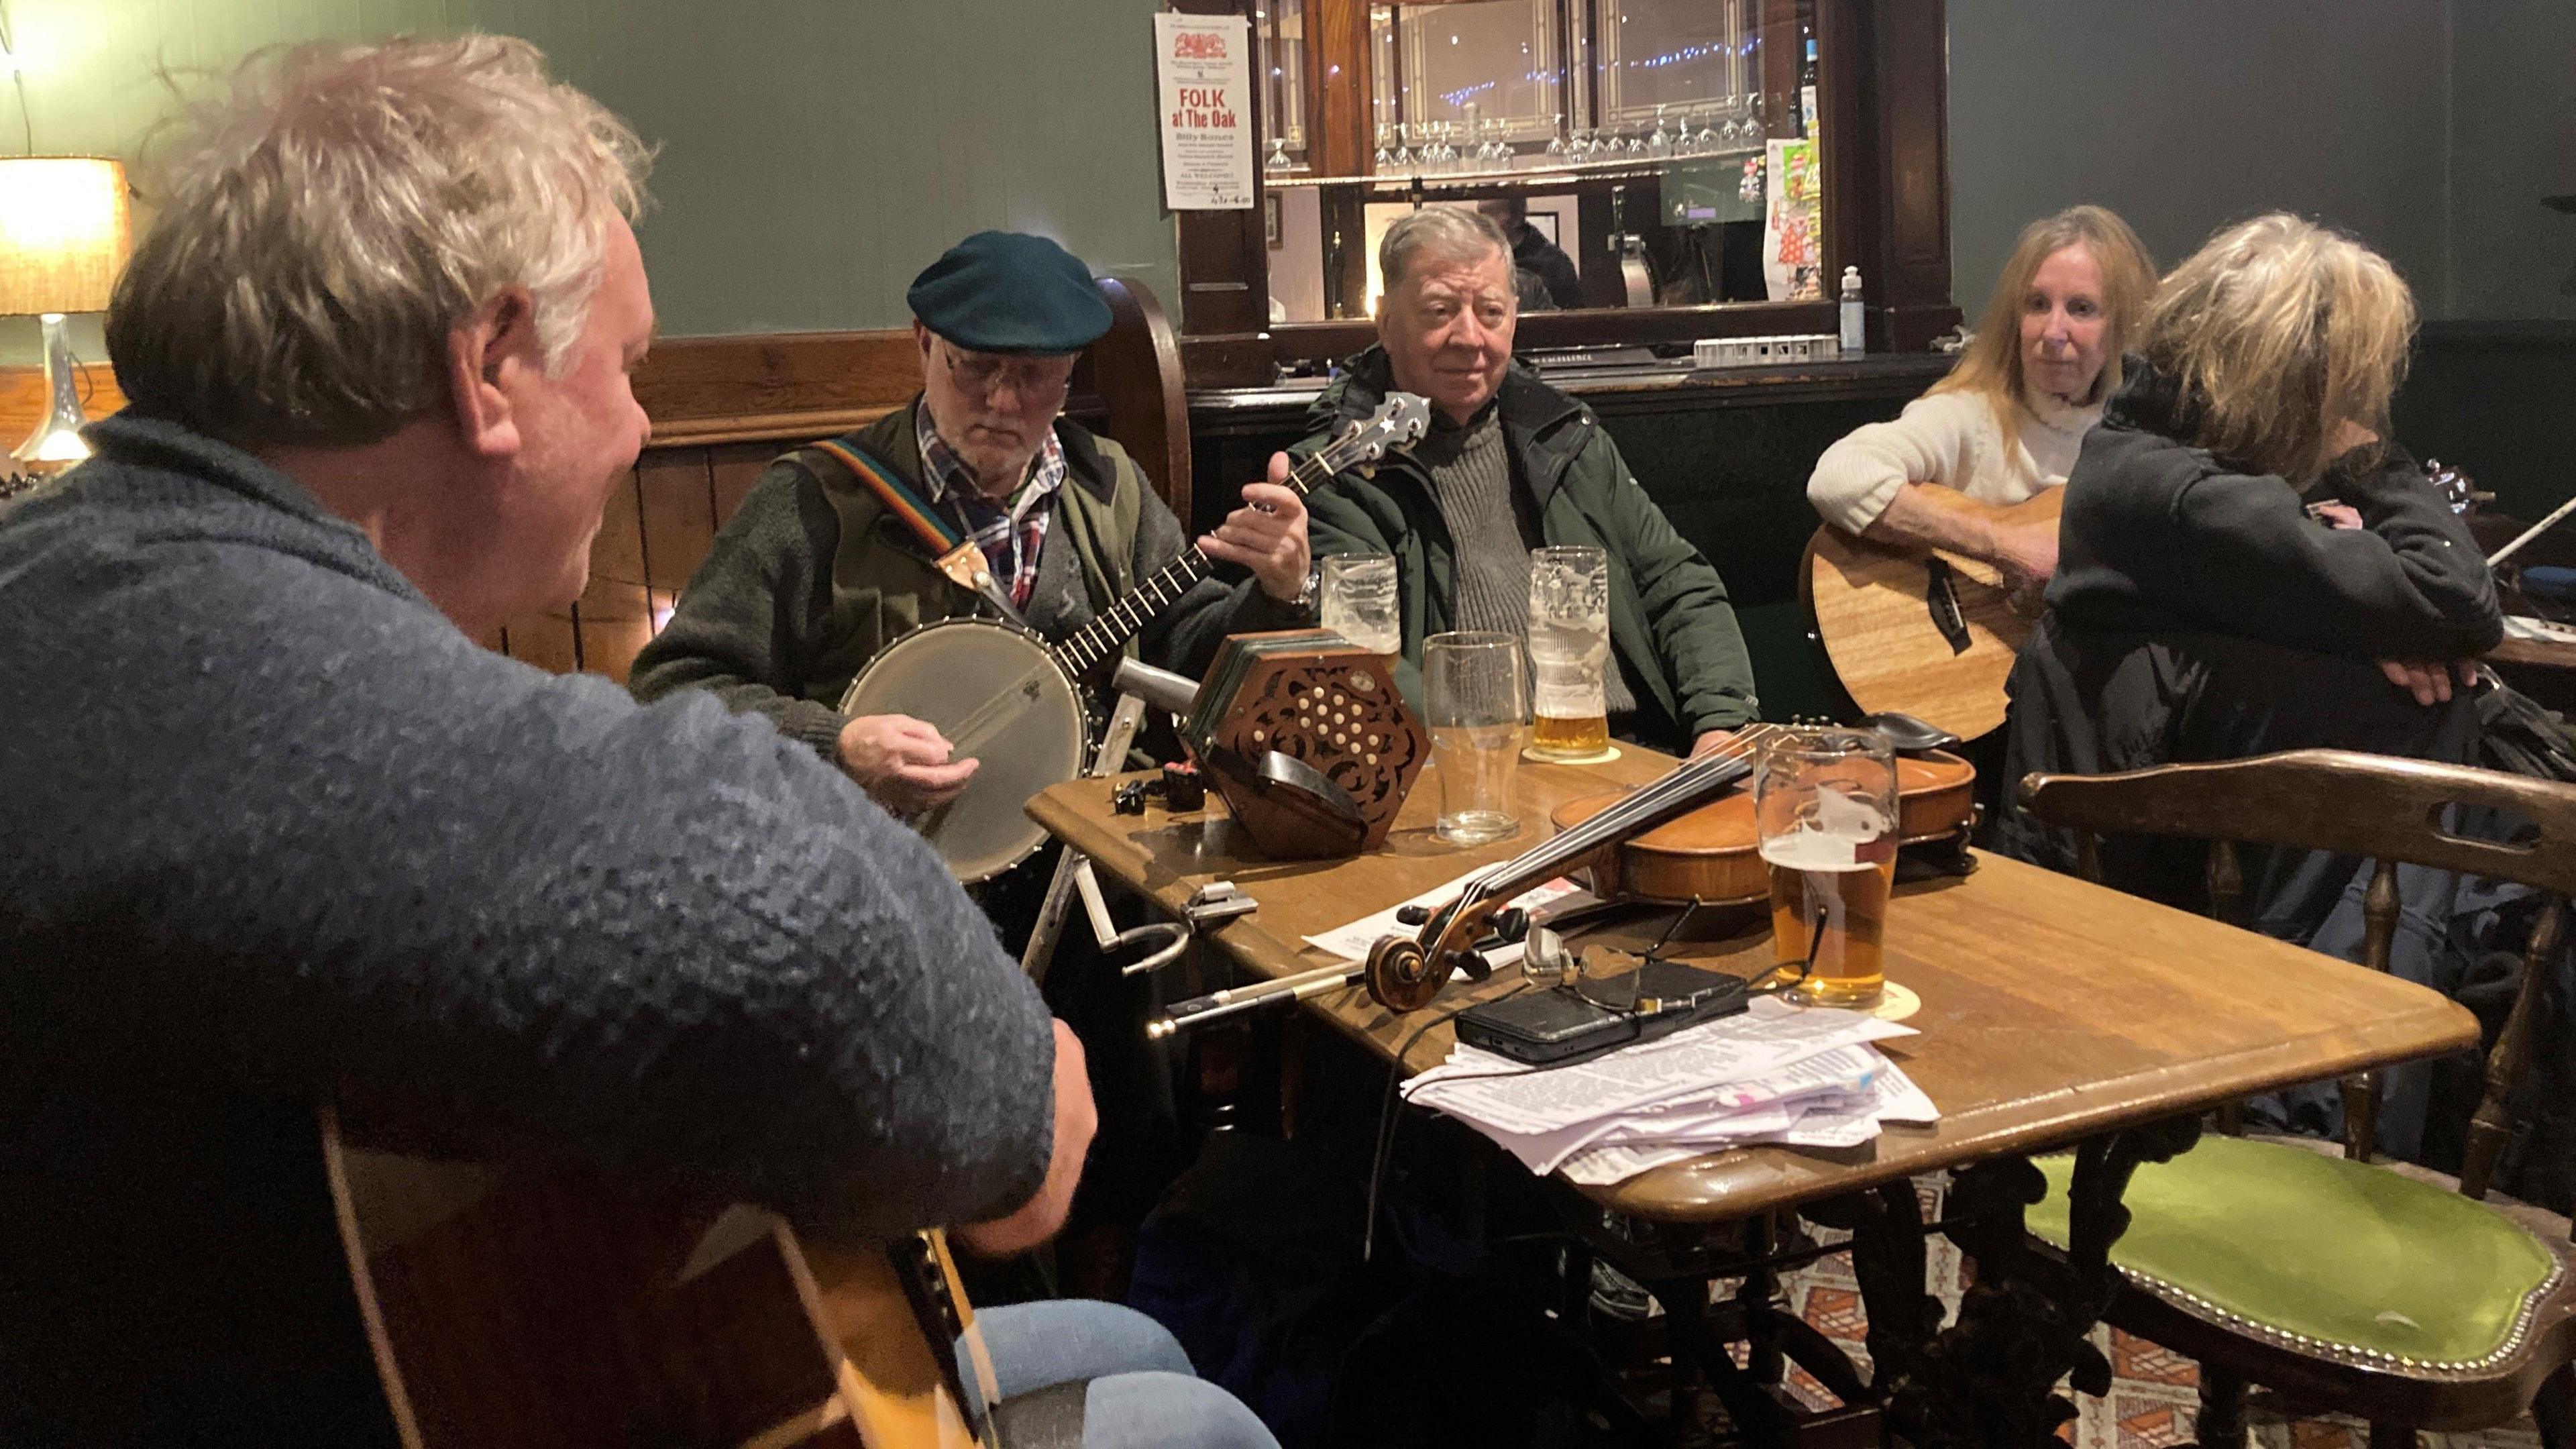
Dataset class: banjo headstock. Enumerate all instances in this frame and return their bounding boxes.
[1307,392,1432,483]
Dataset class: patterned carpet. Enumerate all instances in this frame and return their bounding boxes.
[1764,1176,2546,1448]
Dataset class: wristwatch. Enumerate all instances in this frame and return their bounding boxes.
[1290,559,1323,620]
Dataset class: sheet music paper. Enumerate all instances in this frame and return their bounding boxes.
[1402,996,1939,1185]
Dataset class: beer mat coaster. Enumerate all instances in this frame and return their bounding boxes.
[1868,981,1921,1023]
[1523,744,1621,765]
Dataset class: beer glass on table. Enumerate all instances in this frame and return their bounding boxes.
[1423,630,1527,845]
[1756,727,1898,1008]
[1320,552,1401,655]
[1527,545,1611,761]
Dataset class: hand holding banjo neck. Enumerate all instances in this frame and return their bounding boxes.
[1362,722,1798,1013]
[1053,392,1432,676]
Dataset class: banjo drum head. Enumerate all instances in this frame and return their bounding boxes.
[841,619,1088,883]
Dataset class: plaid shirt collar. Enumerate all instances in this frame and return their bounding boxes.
[916,405,1067,608]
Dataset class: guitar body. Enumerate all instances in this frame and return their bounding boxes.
[322,1108,994,1449]
[1801,488,2063,741]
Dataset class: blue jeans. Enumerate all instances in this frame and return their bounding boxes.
[961,1300,1279,1449]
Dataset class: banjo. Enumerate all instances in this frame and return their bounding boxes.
[841,391,1432,882]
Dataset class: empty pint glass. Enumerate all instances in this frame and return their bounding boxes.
[1526,545,1611,760]
[1320,552,1401,655]
[1423,630,1527,845]
[1756,727,1898,1007]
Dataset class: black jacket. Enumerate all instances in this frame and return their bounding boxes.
[1997,357,2501,916]
[1508,220,1585,311]
[2045,358,2502,660]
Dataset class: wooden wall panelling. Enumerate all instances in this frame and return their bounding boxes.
[1818,0,1960,353]
[635,451,719,596]
[1308,0,1372,179]
[573,572,655,684]
[498,613,580,676]
[1172,0,1272,335]
[1319,185,1368,321]
[566,467,653,682]
[631,331,921,448]
[1079,276,1195,526]
[710,444,776,525]
[0,362,124,451]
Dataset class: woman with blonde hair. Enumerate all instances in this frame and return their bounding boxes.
[1998,217,2504,1148]
[1807,204,2155,588]
[2034,211,2496,703]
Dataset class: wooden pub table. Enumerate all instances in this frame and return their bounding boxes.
[1027,747,2478,1446]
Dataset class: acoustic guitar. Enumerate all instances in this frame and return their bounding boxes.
[321,1106,1004,1448]
[1800,488,2063,741]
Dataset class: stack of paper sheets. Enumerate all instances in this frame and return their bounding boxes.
[1402,996,1938,1187]
[1307,865,1940,1187]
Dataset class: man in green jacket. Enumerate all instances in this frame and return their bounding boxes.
[1295,207,1758,756]
[632,231,1311,816]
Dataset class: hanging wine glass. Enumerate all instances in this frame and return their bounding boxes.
[1693,107,1719,154]
[1265,136,1293,172]
[1392,121,1414,169]
[1647,105,1672,158]
[1544,113,1567,162]
[1375,122,1393,171]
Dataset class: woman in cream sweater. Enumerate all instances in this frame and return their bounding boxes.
[1807,205,2155,592]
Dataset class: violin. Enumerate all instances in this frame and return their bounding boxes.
[1360,722,1809,1013]
[1549,749,1976,907]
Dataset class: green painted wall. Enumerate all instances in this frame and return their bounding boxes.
[14,0,1181,363]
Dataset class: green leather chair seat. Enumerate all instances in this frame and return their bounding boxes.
[2029,1134,2561,1372]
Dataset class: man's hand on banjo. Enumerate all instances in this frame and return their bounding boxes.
[1197,451,1311,602]
[837,713,979,816]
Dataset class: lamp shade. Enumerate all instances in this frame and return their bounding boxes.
[0,157,131,316]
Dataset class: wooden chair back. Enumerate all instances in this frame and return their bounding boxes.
[1072,276,1193,529]
[2019,748,2571,1197]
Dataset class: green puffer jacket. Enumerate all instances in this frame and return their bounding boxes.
[1299,347,1759,747]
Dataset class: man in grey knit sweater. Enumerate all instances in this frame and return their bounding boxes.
[0,38,1271,1449]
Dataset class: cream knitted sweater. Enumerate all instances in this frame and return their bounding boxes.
[1805,387,2100,534]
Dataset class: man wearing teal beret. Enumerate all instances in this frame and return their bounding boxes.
[635,231,1311,821]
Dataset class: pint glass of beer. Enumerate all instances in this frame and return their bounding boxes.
[1755,727,1898,1007]
[1526,545,1611,760]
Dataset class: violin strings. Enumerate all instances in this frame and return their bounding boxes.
[1510,721,1785,873]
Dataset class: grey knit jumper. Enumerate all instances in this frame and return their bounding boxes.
[0,413,1057,1445]
[1415,404,1637,717]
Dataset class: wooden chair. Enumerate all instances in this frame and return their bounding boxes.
[2017,749,2576,1448]
[1071,275,1192,529]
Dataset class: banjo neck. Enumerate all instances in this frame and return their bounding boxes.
[1052,402,1424,679]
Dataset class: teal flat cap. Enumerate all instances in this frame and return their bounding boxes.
[907,231,1112,355]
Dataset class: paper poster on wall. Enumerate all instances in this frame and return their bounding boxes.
[1153,12,1254,211]
[1763,137,1823,303]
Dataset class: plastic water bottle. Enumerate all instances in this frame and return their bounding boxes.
[1839,265,1866,356]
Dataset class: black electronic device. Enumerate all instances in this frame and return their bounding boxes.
[1456,959,1750,1067]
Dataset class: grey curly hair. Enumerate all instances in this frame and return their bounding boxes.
[106,35,653,448]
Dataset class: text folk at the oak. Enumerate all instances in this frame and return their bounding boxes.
[1171,86,1236,131]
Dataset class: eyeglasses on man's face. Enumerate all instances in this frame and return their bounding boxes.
[941,342,1077,406]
